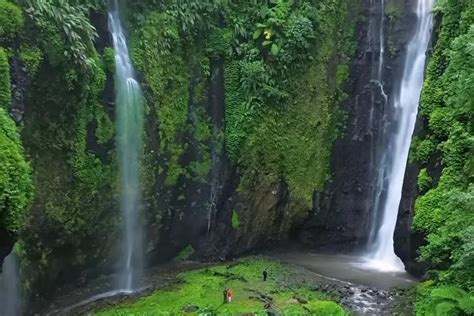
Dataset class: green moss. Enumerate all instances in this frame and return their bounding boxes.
[19,46,43,77]
[224,0,359,207]
[131,11,190,187]
[94,103,114,145]
[0,0,24,40]
[175,245,195,261]
[95,258,346,315]
[0,47,11,108]
[0,108,33,232]
[231,209,241,229]
[305,300,348,315]
[102,47,115,74]
[417,168,433,193]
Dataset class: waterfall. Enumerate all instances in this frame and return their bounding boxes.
[366,0,434,271]
[108,0,144,291]
[0,251,22,316]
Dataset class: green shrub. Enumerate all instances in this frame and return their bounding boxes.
[411,137,437,164]
[0,47,11,108]
[19,46,43,76]
[102,47,115,74]
[0,0,24,39]
[231,209,241,229]
[414,1,474,297]
[25,0,97,70]
[175,245,195,261]
[418,168,433,193]
[0,108,33,232]
[416,285,474,316]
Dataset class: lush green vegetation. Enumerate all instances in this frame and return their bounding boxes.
[0,0,24,39]
[412,0,474,313]
[1,1,471,314]
[0,2,32,235]
[96,258,347,316]
[128,0,358,211]
[0,107,33,233]
[0,0,118,296]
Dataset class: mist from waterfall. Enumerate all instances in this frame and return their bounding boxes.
[108,0,144,291]
[0,251,22,316]
[366,0,434,272]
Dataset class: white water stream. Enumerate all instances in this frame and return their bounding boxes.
[0,251,22,316]
[108,0,145,290]
[365,0,434,272]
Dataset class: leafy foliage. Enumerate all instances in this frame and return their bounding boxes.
[418,168,433,193]
[0,47,11,108]
[24,0,98,70]
[0,0,24,40]
[414,0,474,313]
[416,283,474,316]
[19,46,43,76]
[0,108,33,233]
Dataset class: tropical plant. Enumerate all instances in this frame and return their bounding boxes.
[430,287,474,315]
[0,0,24,40]
[24,0,98,69]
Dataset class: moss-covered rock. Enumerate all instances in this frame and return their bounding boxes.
[0,0,24,40]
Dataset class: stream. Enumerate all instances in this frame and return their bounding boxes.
[276,253,416,315]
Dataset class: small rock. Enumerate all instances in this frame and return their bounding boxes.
[266,308,281,316]
[294,295,308,304]
[183,305,199,313]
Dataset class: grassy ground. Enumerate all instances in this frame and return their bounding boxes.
[95,257,348,315]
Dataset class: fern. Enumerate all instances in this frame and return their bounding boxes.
[458,296,474,314]
[431,287,468,301]
[435,301,458,316]
[429,286,474,315]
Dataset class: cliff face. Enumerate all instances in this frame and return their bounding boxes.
[1,0,439,309]
[0,1,360,307]
[299,0,426,274]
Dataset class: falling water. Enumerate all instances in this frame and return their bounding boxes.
[366,0,388,246]
[0,251,22,316]
[108,0,144,291]
[366,0,434,271]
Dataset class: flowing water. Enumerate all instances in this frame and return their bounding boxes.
[277,253,415,315]
[366,0,434,271]
[108,0,145,291]
[0,252,22,316]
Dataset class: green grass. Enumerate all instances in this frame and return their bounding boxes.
[95,258,347,315]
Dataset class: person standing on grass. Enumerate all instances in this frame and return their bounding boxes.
[223,288,228,303]
[263,269,268,281]
[227,288,234,303]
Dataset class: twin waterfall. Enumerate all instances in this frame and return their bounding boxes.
[108,0,144,291]
[365,0,434,271]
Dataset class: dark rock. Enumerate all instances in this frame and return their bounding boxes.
[294,295,308,304]
[266,308,281,316]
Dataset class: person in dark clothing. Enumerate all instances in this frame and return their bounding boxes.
[263,269,268,281]
[223,288,228,303]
